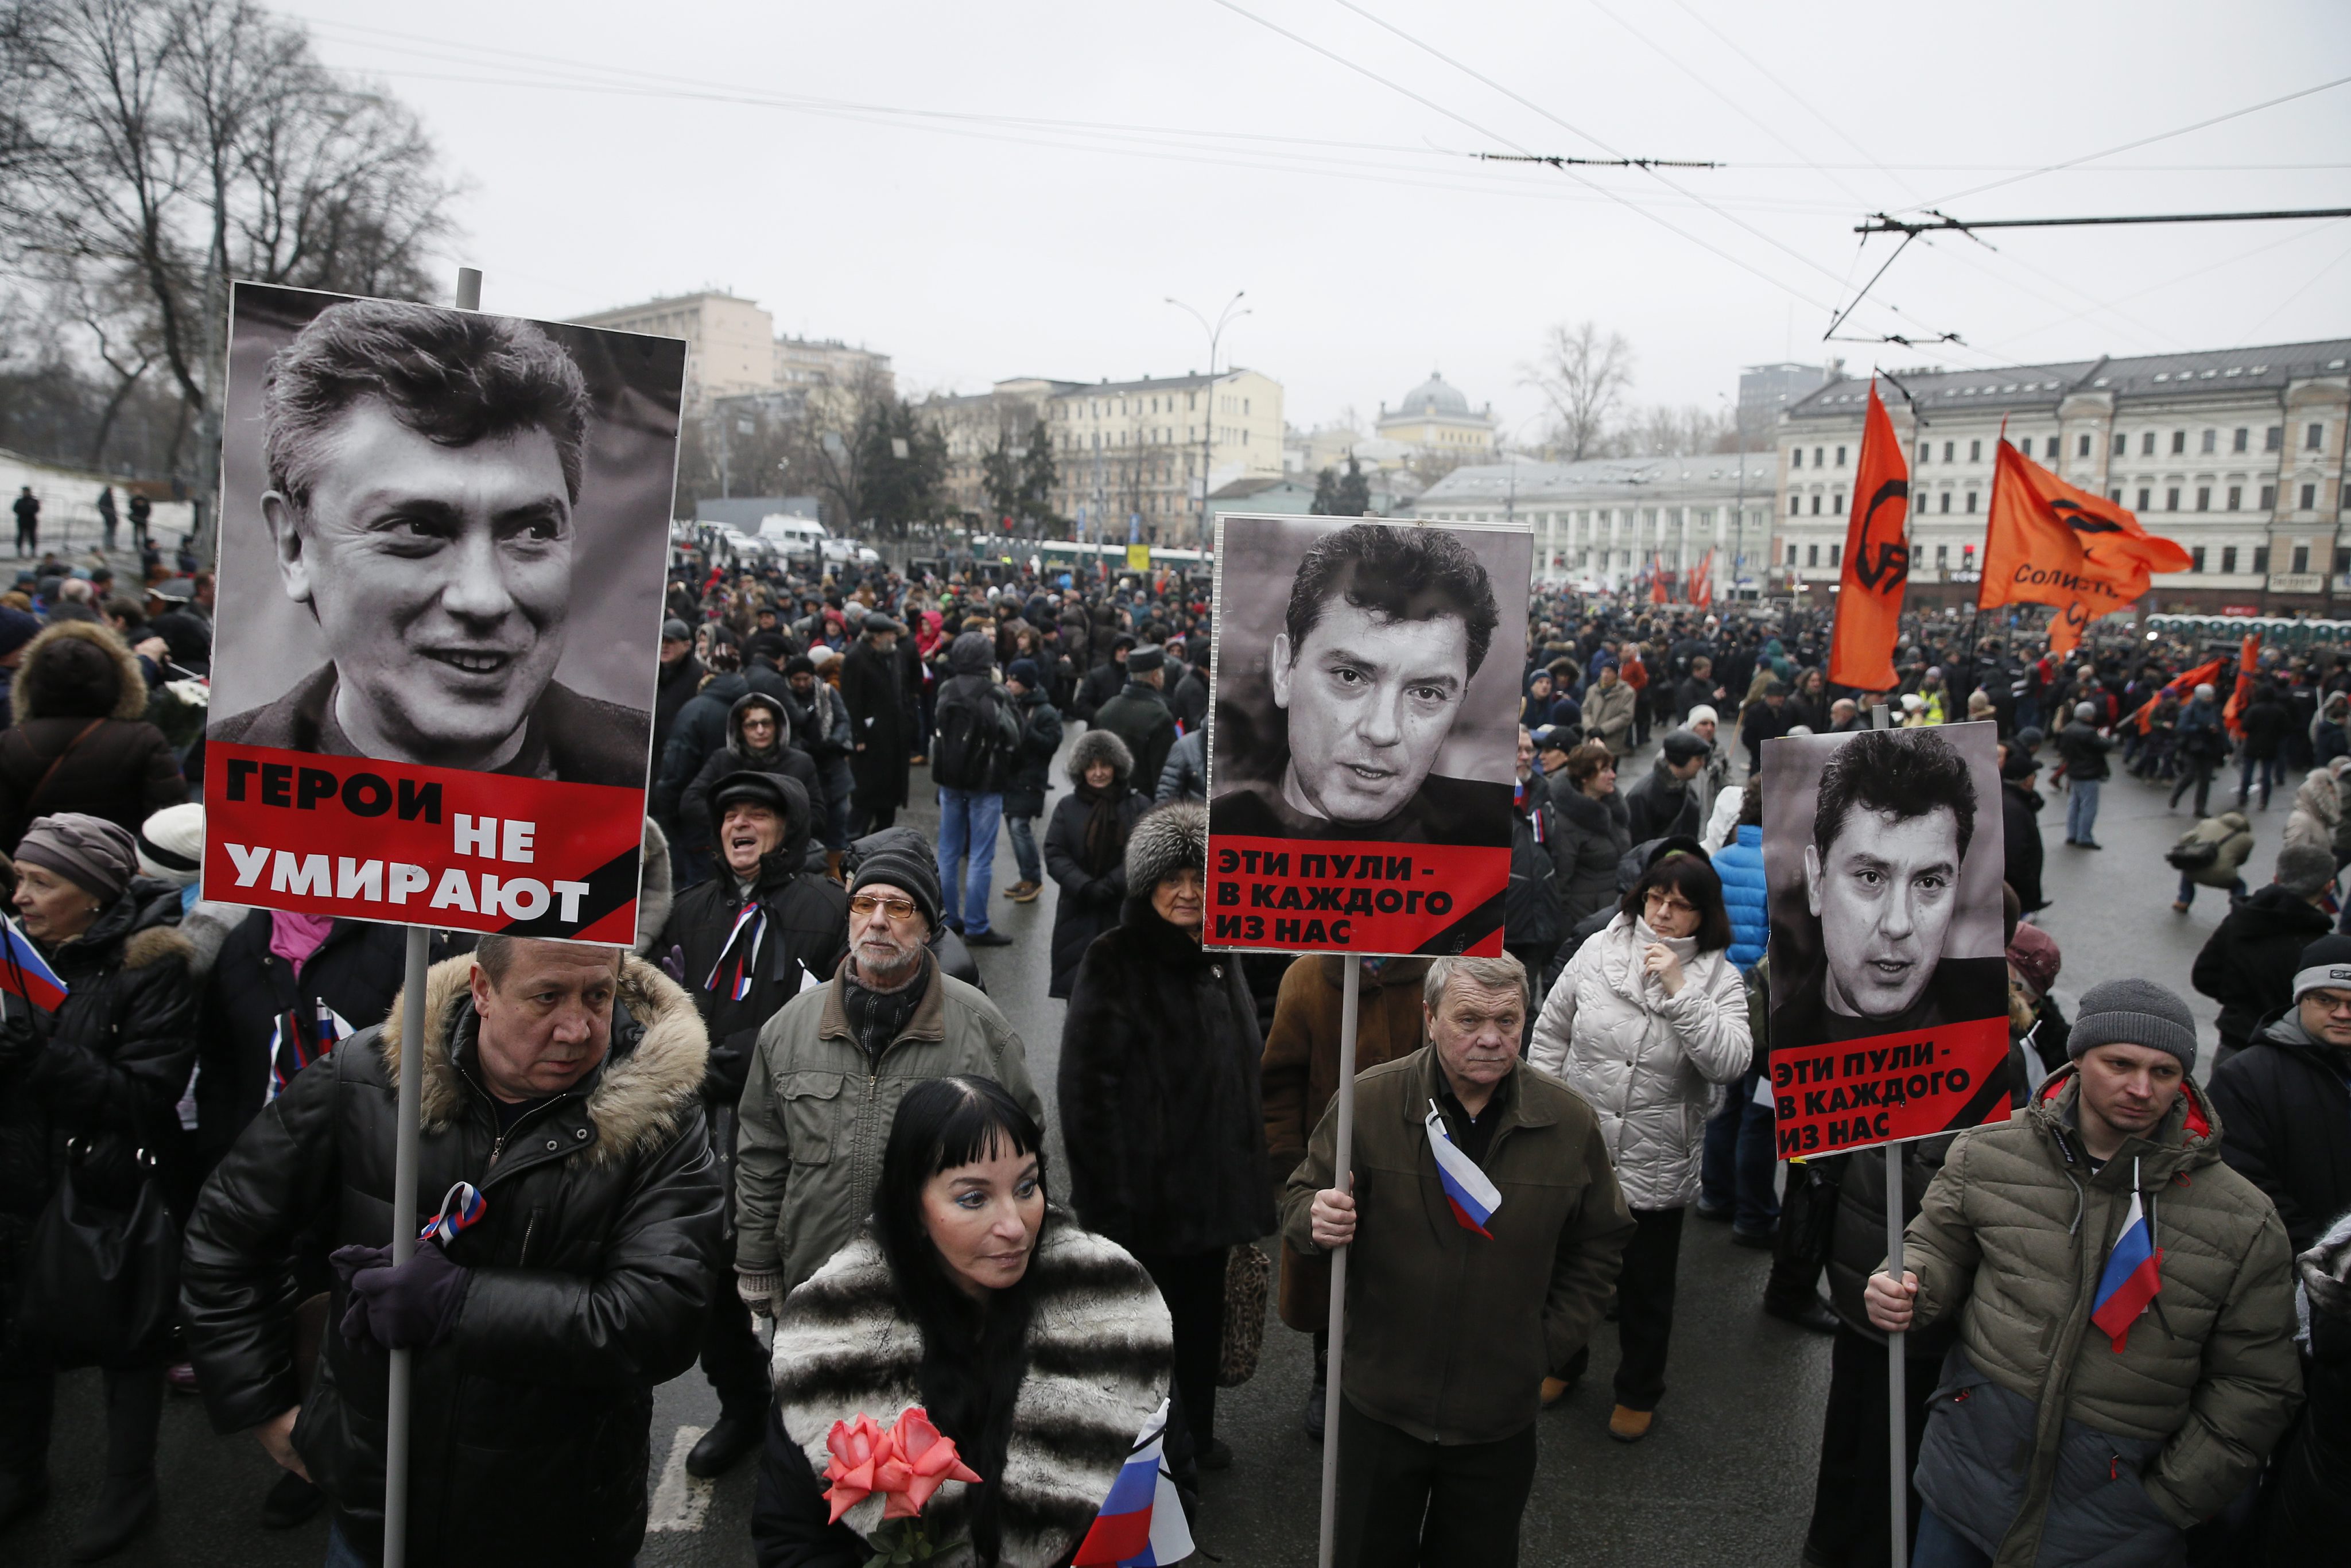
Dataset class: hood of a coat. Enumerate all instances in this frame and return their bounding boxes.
[1066,726,1133,786]
[727,689,790,753]
[2026,1064,2224,1180]
[2250,1005,2351,1076]
[381,954,709,1169]
[14,619,147,723]
[947,630,994,676]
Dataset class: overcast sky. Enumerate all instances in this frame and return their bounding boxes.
[286,0,2351,439]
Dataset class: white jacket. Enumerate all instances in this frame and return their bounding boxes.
[1529,913,1752,1210]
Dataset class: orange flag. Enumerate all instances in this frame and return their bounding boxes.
[2132,657,2224,735]
[1828,381,1908,690]
[2223,634,2260,738]
[1978,438,2192,654]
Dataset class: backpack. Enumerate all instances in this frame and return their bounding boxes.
[2164,832,2220,872]
[932,681,1018,791]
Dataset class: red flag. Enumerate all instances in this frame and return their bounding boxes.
[1650,554,1669,604]
[2132,658,2224,735]
[2223,635,2260,738]
[1979,438,2191,654]
[1829,382,1909,690]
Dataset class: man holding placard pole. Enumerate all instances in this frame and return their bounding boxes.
[183,269,699,1567]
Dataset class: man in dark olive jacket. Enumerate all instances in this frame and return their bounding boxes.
[183,938,721,1568]
[1285,952,1633,1566]
[654,769,848,1478]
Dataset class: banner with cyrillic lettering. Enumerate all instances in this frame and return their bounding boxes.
[1208,838,1504,956]
[1759,720,2012,1153]
[204,743,645,944]
[1202,512,1531,958]
[1769,1017,2011,1157]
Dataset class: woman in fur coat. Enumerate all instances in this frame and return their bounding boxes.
[1041,729,1145,999]
[1057,801,1274,1469]
[754,1077,1179,1568]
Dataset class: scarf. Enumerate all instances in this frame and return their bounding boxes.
[1074,779,1130,875]
[270,911,336,981]
[843,949,932,1064]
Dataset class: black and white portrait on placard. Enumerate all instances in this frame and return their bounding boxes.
[1206,514,1528,847]
[1762,720,2008,1051]
[207,282,682,787]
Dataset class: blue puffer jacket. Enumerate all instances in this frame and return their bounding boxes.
[1713,822,1767,973]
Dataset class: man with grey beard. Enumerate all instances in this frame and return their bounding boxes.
[731,841,1043,1311]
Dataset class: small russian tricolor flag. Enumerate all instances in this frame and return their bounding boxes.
[1072,1400,1193,1566]
[2090,1158,2163,1352]
[0,914,68,1012]
[1425,1100,1503,1238]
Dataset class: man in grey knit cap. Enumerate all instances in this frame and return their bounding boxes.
[1865,977,2300,1566]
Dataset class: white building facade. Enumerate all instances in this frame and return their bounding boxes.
[1407,453,1778,597]
[1774,340,2351,612]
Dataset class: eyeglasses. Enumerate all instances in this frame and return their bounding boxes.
[849,894,921,922]
[2306,989,2351,1016]
[1643,890,1697,917]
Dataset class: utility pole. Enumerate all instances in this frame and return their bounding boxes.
[1168,292,1250,553]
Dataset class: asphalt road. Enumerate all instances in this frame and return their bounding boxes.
[8,721,2265,1567]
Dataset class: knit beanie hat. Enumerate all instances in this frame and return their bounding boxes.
[2290,933,2351,1003]
[2069,977,2197,1073]
[135,803,205,888]
[1007,658,1041,688]
[849,842,942,933]
[15,812,139,903]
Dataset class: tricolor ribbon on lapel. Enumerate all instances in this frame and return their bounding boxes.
[705,901,769,1002]
[1425,1100,1502,1238]
[420,1181,487,1248]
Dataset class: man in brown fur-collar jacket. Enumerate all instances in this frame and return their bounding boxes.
[183,938,722,1568]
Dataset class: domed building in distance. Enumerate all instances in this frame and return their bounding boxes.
[1375,371,1497,456]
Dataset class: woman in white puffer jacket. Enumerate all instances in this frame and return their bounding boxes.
[1528,849,1751,1444]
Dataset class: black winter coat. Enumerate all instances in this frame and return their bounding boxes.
[677,692,827,853]
[0,891,196,1361]
[1091,682,1177,795]
[2239,694,2291,761]
[182,957,721,1568]
[2000,778,2046,913]
[1003,689,1064,818]
[2052,719,2113,782]
[655,781,849,1107]
[1058,900,1276,1256]
[1548,783,1631,929]
[651,653,705,770]
[2191,886,2332,1052]
[653,671,751,830]
[193,912,434,1173]
[2208,1014,2351,1251]
[1043,787,1147,1000]
[840,641,910,812]
[1505,785,1569,955]
[1071,659,1124,723]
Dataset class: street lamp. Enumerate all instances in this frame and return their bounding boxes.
[1167,290,1250,554]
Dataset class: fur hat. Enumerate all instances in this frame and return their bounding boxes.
[13,621,143,723]
[2276,843,2337,899]
[1067,728,1133,785]
[1124,801,1206,892]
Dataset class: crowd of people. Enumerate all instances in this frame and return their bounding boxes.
[0,525,2344,1568]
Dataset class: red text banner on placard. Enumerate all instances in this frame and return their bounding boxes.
[1204,835,1506,957]
[204,743,646,946]
[1771,1015,2012,1157]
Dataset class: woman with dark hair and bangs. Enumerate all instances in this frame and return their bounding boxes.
[753,1077,1182,1568]
[1528,849,1751,1444]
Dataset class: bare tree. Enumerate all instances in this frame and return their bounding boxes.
[1523,321,1634,461]
[1601,402,1737,460]
[0,0,454,540]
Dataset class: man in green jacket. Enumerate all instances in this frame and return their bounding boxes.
[1867,979,2300,1567]
[1285,952,1634,1567]
[732,843,1043,1310]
